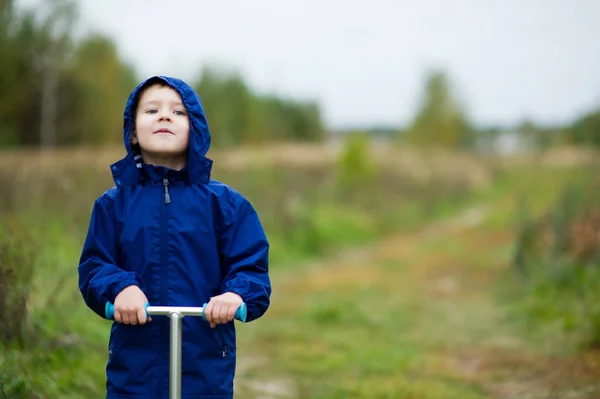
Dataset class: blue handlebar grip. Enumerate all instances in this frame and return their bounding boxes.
[104,302,247,323]
[105,302,149,320]
[202,302,247,323]
[105,302,114,320]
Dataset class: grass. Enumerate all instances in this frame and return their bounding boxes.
[234,211,600,398]
[230,157,600,399]
[1,143,600,398]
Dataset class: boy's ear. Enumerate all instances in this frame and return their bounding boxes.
[130,129,138,145]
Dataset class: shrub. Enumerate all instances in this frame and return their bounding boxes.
[0,219,37,345]
[512,173,600,348]
[335,132,378,194]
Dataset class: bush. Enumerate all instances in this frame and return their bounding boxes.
[335,132,378,194]
[0,220,37,345]
[0,219,40,398]
[512,173,600,348]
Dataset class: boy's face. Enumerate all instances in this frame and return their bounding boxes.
[132,85,190,168]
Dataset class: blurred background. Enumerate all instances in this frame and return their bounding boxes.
[1,0,600,398]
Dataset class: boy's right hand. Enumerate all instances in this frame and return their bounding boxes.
[113,285,151,325]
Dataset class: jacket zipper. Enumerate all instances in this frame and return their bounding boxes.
[160,176,170,306]
[160,175,170,394]
[163,178,171,203]
[161,177,228,363]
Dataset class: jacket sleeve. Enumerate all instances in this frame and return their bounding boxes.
[78,197,145,319]
[218,191,271,322]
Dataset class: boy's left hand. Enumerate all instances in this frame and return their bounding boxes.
[204,292,243,328]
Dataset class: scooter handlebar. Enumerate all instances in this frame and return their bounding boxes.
[104,301,247,323]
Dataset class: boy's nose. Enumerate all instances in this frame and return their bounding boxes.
[158,113,172,122]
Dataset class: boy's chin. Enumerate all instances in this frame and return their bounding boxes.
[141,145,187,155]
[139,148,188,163]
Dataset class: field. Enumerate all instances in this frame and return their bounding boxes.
[1,141,600,398]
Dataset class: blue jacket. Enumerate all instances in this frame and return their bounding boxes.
[78,76,271,399]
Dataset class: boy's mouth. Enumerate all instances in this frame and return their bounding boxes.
[154,128,174,135]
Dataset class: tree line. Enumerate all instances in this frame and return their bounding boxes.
[0,0,325,149]
[1,0,598,150]
[397,70,600,151]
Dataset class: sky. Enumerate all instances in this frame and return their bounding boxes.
[19,0,600,129]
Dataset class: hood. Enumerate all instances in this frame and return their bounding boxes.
[111,76,213,186]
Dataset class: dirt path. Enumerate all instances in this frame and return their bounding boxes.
[236,204,600,398]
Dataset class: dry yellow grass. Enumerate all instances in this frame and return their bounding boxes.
[2,142,595,184]
[0,142,497,190]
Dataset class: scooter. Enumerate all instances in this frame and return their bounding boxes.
[105,301,247,399]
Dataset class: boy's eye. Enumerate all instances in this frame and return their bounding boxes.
[143,108,186,116]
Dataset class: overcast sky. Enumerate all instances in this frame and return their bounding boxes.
[19,0,600,129]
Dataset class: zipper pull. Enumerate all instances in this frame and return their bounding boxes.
[222,346,227,358]
[163,178,171,204]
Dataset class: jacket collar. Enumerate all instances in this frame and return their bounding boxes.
[110,152,212,187]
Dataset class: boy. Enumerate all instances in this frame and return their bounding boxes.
[78,76,271,399]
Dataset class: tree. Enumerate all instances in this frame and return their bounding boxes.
[35,0,78,149]
[0,1,39,146]
[193,66,325,147]
[568,108,600,147]
[60,34,138,145]
[403,70,474,149]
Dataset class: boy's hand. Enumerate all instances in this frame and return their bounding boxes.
[113,285,151,325]
[204,292,243,328]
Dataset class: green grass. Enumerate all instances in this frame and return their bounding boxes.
[234,221,600,398]
[233,226,506,398]
[475,162,599,229]
[230,162,600,399]
[0,213,110,398]
[0,147,480,398]
[2,148,600,398]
